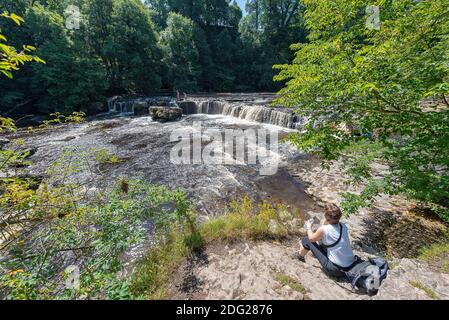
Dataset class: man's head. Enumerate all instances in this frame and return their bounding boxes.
[324,203,342,224]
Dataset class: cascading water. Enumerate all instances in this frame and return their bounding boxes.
[107,96,178,115]
[108,97,138,114]
[179,100,303,129]
[107,95,306,130]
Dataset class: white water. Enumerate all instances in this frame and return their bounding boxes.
[107,96,306,130]
[182,100,301,129]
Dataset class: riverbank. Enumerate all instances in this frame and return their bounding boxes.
[2,101,448,300]
[156,157,449,300]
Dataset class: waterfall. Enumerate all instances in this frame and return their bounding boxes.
[108,97,136,114]
[107,96,305,130]
[107,96,177,115]
[179,100,302,129]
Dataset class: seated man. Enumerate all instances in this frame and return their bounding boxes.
[295,203,356,277]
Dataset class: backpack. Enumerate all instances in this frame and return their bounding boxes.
[344,256,389,295]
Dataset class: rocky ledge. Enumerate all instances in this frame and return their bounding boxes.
[169,241,449,300]
[149,106,183,123]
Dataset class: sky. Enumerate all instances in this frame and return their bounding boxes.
[235,0,247,14]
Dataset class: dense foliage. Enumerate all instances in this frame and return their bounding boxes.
[0,31,195,297]
[0,11,44,79]
[0,0,307,116]
[0,11,44,130]
[0,144,194,299]
[275,0,449,220]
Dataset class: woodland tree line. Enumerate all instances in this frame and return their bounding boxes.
[0,0,306,116]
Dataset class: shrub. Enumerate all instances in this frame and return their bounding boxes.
[130,196,301,299]
[275,0,449,219]
[200,197,298,242]
[0,146,192,300]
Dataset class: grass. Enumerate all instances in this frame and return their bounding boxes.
[409,280,440,300]
[275,273,309,299]
[130,197,301,299]
[130,231,193,299]
[419,242,449,273]
[199,198,295,243]
[94,149,122,165]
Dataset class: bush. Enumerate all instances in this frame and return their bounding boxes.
[130,196,302,299]
[419,242,449,274]
[200,197,296,242]
[275,0,449,219]
[130,230,192,299]
[0,145,192,300]
[94,149,122,165]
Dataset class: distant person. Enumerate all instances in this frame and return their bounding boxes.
[294,203,356,277]
[176,90,180,101]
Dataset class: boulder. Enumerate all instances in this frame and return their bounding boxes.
[82,102,108,116]
[22,147,38,159]
[149,106,182,123]
[133,101,149,116]
[15,115,46,127]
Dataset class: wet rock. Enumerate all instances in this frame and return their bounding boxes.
[149,106,182,123]
[178,101,197,114]
[133,101,149,116]
[62,136,76,142]
[82,102,108,116]
[0,138,10,149]
[15,115,46,127]
[22,148,37,159]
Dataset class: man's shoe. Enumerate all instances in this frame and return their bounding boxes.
[292,252,306,263]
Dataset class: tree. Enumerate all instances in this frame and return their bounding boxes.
[0,11,44,129]
[239,0,307,91]
[1,0,309,114]
[86,0,162,94]
[193,24,215,91]
[1,0,165,116]
[109,0,163,93]
[275,0,449,220]
[0,12,44,79]
[146,0,245,92]
[26,4,106,114]
[145,0,171,29]
[211,29,238,91]
[160,12,201,91]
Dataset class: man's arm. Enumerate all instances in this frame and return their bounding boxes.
[307,226,324,243]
